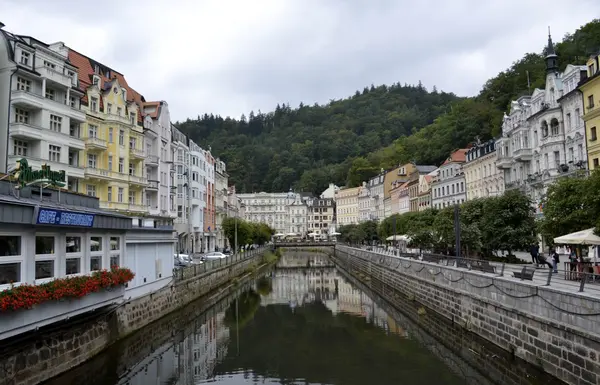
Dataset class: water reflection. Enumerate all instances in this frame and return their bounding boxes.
[43,257,559,385]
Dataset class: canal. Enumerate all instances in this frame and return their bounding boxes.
[41,252,565,385]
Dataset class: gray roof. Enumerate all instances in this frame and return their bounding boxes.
[0,194,130,218]
[415,165,437,173]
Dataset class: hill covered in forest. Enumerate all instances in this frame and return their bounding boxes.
[176,20,600,194]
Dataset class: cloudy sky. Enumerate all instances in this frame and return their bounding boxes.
[1,0,599,121]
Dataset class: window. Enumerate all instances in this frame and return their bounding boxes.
[108,155,113,171]
[87,154,97,168]
[554,151,560,168]
[16,77,31,92]
[0,235,22,285]
[49,145,60,162]
[110,237,121,268]
[44,60,56,69]
[13,140,28,156]
[129,137,136,150]
[129,112,136,125]
[92,76,100,86]
[177,205,183,218]
[129,162,135,176]
[118,187,124,202]
[20,51,30,66]
[129,191,135,204]
[65,236,82,275]
[591,127,597,141]
[90,236,103,271]
[49,114,62,132]
[45,88,55,100]
[15,108,29,124]
[91,97,98,112]
[588,95,595,109]
[117,107,122,116]
[119,130,125,146]
[88,124,98,138]
[35,235,55,280]
[70,123,80,138]
[87,184,96,197]
[569,147,574,162]
[107,103,112,114]
[578,144,584,161]
[70,96,77,108]
[109,127,114,143]
[107,186,112,201]
[118,157,124,173]
[566,113,571,131]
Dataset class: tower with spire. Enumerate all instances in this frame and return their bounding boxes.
[545,27,558,73]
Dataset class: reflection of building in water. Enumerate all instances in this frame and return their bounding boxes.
[174,312,230,385]
[262,267,338,310]
[277,252,333,268]
[116,344,176,385]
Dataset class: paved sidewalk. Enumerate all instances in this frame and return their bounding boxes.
[357,246,600,299]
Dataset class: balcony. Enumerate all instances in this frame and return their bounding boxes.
[147,155,159,166]
[129,147,145,160]
[0,286,124,341]
[496,156,512,169]
[11,90,44,109]
[147,180,159,191]
[36,66,72,88]
[85,167,113,181]
[540,134,565,148]
[513,148,533,162]
[85,137,107,150]
[129,174,148,186]
[128,204,147,213]
[100,201,129,211]
[9,122,43,140]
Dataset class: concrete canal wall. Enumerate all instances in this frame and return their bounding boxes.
[333,245,600,385]
[0,250,268,385]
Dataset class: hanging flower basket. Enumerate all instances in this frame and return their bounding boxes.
[0,267,135,312]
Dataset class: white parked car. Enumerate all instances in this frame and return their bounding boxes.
[202,252,228,260]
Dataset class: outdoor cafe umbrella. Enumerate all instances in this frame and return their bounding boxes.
[274,233,284,237]
[386,235,409,241]
[329,232,341,236]
[553,228,600,245]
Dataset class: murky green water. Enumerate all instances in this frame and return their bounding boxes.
[42,253,563,385]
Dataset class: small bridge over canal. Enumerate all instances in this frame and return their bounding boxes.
[273,242,336,248]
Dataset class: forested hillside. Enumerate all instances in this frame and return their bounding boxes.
[177,19,600,194]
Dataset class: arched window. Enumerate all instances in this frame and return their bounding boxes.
[541,121,549,137]
[550,118,560,136]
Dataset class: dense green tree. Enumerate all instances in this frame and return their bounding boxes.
[223,218,274,249]
[176,20,600,195]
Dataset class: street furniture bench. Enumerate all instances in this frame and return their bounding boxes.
[513,266,535,280]
[471,260,497,274]
[456,259,470,269]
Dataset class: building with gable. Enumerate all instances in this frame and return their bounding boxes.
[464,139,503,200]
[431,149,467,209]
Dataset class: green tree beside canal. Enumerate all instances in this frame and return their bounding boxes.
[222,218,275,249]
[538,171,600,243]
[375,191,536,256]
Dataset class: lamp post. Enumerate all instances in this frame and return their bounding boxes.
[454,202,461,257]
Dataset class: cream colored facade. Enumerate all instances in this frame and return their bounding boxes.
[334,186,360,225]
[464,140,504,200]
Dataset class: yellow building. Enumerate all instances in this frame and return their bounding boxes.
[579,52,600,170]
[334,186,361,225]
[69,49,148,215]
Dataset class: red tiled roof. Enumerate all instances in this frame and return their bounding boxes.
[442,149,468,165]
[68,48,145,124]
[142,101,161,119]
[424,175,432,183]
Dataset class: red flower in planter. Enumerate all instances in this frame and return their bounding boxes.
[0,267,135,312]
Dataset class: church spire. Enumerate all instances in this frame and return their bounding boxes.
[545,26,558,73]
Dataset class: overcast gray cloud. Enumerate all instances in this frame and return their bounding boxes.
[1,0,599,121]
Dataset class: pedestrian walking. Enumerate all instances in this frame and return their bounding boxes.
[530,244,540,266]
[550,248,559,274]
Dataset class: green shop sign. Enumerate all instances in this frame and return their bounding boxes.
[15,158,66,188]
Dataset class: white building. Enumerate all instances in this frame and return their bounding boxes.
[142,101,177,227]
[0,30,87,184]
[171,125,193,253]
[496,33,588,210]
[464,140,504,200]
[238,191,290,235]
[367,172,385,221]
[214,159,228,250]
[431,149,467,209]
[188,140,205,252]
[306,197,335,238]
[320,183,340,199]
[357,182,371,222]
[285,190,308,236]
[226,185,244,219]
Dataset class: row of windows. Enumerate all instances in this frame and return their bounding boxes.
[0,234,122,286]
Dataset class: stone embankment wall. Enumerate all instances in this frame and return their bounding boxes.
[0,251,267,385]
[333,245,600,385]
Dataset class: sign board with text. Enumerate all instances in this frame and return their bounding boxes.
[37,209,95,227]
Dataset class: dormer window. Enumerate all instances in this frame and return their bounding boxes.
[122,89,127,101]
[20,51,30,66]
[129,112,136,125]
[92,76,101,87]
[94,65,100,74]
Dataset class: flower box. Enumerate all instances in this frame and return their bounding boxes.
[0,268,134,340]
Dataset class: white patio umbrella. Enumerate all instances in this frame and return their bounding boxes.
[554,228,600,245]
[274,233,285,237]
[386,235,409,241]
[308,232,317,237]
[286,233,296,236]
[329,232,341,236]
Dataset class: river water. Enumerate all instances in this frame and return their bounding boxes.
[42,252,565,385]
